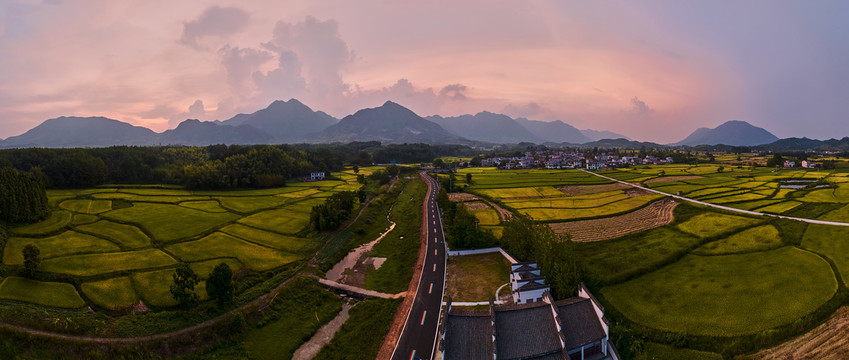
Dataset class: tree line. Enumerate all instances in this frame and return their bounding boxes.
[0,167,50,223]
[0,143,481,189]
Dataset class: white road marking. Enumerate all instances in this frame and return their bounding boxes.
[420,310,427,325]
[429,283,433,294]
[433,264,436,271]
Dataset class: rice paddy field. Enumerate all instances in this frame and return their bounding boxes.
[2,171,363,311]
[450,165,849,355]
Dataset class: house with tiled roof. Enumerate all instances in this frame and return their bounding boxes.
[439,284,619,360]
[510,262,549,304]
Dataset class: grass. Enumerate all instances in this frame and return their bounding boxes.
[220,224,310,253]
[242,277,342,360]
[178,200,229,213]
[39,249,178,276]
[3,231,121,265]
[692,225,783,255]
[71,213,100,225]
[315,298,402,360]
[104,203,239,243]
[0,277,85,308]
[364,178,426,293]
[58,199,112,214]
[757,201,802,214]
[469,209,500,226]
[520,195,663,221]
[131,269,203,307]
[576,227,702,284]
[636,342,722,360]
[165,232,301,272]
[217,196,290,213]
[237,208,311,235]
[80,277,138,310]
[677,212,761,238]
[189,258,245,279]
[601,247,837,336]
[11,210,72,235]
[446,253,511,301]
[802,224,849,285]
[76,220,150,248]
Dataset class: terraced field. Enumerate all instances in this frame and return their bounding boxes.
[4,172,362,310]
[549,199,678,241]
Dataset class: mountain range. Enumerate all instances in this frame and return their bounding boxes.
[0,99,791,149]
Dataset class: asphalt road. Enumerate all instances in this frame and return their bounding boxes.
[390,172,446,360]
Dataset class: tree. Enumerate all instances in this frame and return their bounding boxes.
[465,173,473,185]
[170,263,200,308]
[432,158,446,169]
[22,244,40,278]
[206,262,234,306]
[766,154,785,168]
[352,165,359,174]
[717,166,725,173]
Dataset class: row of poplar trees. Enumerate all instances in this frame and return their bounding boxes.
[0,167,50,223]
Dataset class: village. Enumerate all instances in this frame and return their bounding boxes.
[479,151,675,170]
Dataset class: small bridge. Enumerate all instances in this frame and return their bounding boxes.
[317,278,406,300]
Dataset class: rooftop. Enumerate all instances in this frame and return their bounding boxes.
[494,303,563,359]
[556,298,607,350]
[444,310,494,360]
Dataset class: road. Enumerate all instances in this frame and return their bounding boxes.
[583,169,849,226]
[390,172,447,360]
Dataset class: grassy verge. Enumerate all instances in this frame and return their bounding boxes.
[242,277,342,360]
[446,253,510,302]
[315,298,402,360]
[364,177,426,293]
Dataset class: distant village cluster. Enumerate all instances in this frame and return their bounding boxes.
[479,151,675,170]
[784,160,818,169]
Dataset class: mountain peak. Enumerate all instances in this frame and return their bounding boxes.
[675,120,778,146]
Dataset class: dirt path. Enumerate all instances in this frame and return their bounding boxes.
[292,302,353,360]
[752,307,849,360]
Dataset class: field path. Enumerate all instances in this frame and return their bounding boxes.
[583,170,849,226]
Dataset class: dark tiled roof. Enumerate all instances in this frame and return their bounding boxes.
[444,311,494,360]
[494,303,563,360]
[517,280,550,291]
[556,298,606,350]
[511,263,538,272]
[513,271,544,281]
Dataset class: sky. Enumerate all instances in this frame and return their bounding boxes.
[1,0,848,143]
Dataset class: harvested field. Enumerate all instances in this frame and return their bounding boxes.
[643,175,704,184]
[448,193,479,202]
[752,307,849,360]
[557,183,629,196]
[625,188,652,197]
[463,201,490,210]
[550,199,678,242]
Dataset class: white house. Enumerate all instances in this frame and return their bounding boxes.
[510,262,549,304]
[784,160,796,168]
[310,172,325,181]
[802,160,817,169]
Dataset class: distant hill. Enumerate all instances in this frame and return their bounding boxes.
[0,116,156,148]
[220,99,337,143]
[675,120,779,146]
[427,111,541,143]
[754,137,849,152]
[582,138,667,149]
[309,101,467,144]
[157,119,271,146]
[581,129,630,142]
[513,118,592,144]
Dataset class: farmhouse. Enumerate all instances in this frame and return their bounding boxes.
[784,160,796,168]
[310,172,325,181]
[440,284,619,360]
[801,160,817,169]
[510,262,549,304]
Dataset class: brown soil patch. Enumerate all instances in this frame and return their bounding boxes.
[643,175,703,184]
[625,188,652,197]
[550,199,678,242]
[752,307,849,360]
[463,201,491,210]
[449,193,479,202]
[558,183,630,196]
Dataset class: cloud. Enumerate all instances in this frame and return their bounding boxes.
[630,96,654,115]
[165,99,207,126]
[218,45,273,98]
[180,6,250,49]
[438,84,468,101]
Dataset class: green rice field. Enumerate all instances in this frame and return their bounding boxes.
[3,174,361,310]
